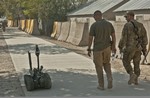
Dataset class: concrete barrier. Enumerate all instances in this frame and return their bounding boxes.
[51,21,58,38]
[113,21,126,47]
[54,22,62,39]
[7,20,13,27]
[18,20,22,29]
[20,20,26,31]
[66,21,76,43]
[71,22,89,46]
[25,20,31,33]
[7,20,18,27]
[27,20,32,33]
[58,22,70,41]
[31,19,40,35]
[28,19,34,34]
[25,20,28,32]
[13,20,18,27]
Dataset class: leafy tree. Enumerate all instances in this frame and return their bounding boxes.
[0,0,89,20]
[0,0,89,34]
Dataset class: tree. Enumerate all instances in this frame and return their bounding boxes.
[0,0,89,34]
[0,0,88,20]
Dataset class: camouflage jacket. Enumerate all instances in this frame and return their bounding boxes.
[118,20,148,51]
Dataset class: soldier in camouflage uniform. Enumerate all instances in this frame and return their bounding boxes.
[118,11,148,85]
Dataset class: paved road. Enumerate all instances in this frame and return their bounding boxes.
[3,28,150,97]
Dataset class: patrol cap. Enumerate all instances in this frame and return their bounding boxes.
[124,11,134,17]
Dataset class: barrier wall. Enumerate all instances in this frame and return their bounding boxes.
[20,20,26,31]
[51,22,58,38]
[66,21,76,43]
[19,19,40,35]
[71,22,89,46]
[7,20,19,27]
[7,20,13,27]
[18,20,22,29]
[14,19,150,62]
[28,19,34,34]
[54,22,62,39]
[57,22,70,41]
[25,19,31,33]
[13,20,18,27]
[15,19,150,50]
[27,20,32,33]
[14,18,150,61]
[31,19,40,35]
[113,21,126,47]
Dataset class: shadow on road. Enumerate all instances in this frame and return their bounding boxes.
[19,69,150,97]
[6,43,72,55]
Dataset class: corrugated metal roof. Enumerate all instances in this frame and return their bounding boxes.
[68,0,124,16]
[114,0,150,12]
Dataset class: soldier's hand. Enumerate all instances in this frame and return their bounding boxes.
[142,49,147,56]
[87,49,92,57]
[111,46,117,54]
[87,51,91,57]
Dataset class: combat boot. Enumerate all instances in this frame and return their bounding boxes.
[97,81,104,90]
[107,80,113,89]
[128,73,137,85]
[97,80,104,90]
[97,86,104,90]
[134,77,138,85]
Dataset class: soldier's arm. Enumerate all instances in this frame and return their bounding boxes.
[88,35,93,51]
[88,24,95,50]
[141,24,148,55]
[87,24,95,57]
[141,24,148,48]
[110,23,116,53]
[118,24,128,51]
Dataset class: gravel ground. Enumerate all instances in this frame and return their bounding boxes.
[0,30,25,97]
[0,28,150,97]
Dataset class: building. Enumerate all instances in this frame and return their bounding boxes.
[67,0,129,23]
[114,0,150,21]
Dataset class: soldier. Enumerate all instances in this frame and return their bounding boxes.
[2,21,6,32]
[118,11,148,85]
[87,10,116,90]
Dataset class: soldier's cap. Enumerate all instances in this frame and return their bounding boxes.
[124,11,134,17]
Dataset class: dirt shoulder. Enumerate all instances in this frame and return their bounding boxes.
[0,31,25,97]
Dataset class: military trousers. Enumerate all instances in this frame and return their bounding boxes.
[122,48,141,77]
[93,46,112,87]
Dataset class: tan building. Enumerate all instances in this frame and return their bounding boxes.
[67,0,129,24]
[114,0,150,22]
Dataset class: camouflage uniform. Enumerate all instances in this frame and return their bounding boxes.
[118,20,148,84]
